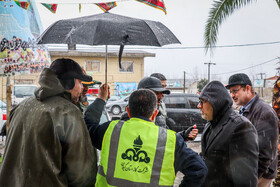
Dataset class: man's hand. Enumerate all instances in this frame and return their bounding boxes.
[178,125,198,141]
[98,83,110,101]
[188,125,198,141]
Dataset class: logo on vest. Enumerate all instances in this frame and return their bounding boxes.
[121,135,150,163]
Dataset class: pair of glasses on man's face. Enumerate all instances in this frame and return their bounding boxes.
[229,87,242,94]
[199,99,207,106]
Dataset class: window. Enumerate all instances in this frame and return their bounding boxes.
[13,86,37,97]
[188,96,199,109]
[86,61,100,72]
[165,96,186,108]
[119,61,133,72]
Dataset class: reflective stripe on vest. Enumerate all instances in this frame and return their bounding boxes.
[98,120,173,187]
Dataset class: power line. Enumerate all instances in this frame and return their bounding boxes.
[47,40,280,50]
[213,58,278,75]
[125,41,280,50]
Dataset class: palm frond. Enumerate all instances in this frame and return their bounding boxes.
[275,0,280,9]
[204,0,256,53]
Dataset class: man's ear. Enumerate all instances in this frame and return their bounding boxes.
[151,109,159,122]
[246,85,251,93]
[126,107,131,118]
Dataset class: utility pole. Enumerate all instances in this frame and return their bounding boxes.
[183,71,186,93]
[204,62,216,82]
[6,75,12,131]
[257,73,266,97]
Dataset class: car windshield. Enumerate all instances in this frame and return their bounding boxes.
[108,96,120,102]
[13,86,37,97]
[0,100,6,110]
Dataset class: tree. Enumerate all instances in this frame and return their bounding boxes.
[197,79,209,92]
[204,0,280,52]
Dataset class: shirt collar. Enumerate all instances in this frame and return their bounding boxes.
[239,95,256,115]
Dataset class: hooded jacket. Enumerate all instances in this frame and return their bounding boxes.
[200,81,258,187]
[0,68,97,187]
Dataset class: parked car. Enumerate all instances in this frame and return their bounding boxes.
[107,95,121,103]
[163,93,206,133]
[87,96,110,124]
[106,95,129,115]
[12,84,37,106]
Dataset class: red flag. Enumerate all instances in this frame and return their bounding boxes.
[95,2,117,12]
[41,3,58,14]
[136,0,166,14]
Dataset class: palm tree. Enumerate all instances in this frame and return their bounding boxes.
[204,0,280,53]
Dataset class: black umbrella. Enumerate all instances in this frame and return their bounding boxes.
[37,12,180,82]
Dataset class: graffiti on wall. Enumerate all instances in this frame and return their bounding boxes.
[0,36,50,75]
[115,82,137,96]
[0,0,51,75]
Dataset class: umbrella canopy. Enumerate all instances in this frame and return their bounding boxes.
[37,12,180,46]
[37,12,180,82]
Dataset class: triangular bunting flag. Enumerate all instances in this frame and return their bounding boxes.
[14,0,30,10]
[136,0,166,14]
[41,3,57,13]
[95,2,117,12]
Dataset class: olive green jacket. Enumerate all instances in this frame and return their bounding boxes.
[0,68,97,187]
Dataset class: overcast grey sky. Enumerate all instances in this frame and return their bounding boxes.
[37,0,280,83]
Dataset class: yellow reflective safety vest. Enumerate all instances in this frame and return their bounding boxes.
[96,118,176,187]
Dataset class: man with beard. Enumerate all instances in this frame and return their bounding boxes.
[199,80,258,187]
[79,69,101,113]
[226,73,279,187]
[150,73,168,120]
[0,58,97,187]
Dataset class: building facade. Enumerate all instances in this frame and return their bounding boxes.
[49,47,155,96]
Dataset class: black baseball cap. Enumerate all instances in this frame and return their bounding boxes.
[50,58,92,82]
[226,73,252,89]
[138,77,170,94]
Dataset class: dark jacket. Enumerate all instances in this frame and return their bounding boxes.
[243,94,279,179]
[0,68,97,187]
[85,98,207,187]
[121,110,169,129]
[200,81,258,187]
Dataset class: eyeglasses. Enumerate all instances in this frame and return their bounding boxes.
[199,99,207,106]
[229,87,242,94]
[162,84,167,88]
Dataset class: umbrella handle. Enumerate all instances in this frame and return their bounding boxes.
[119,35,128,69]
[119,44,124,69]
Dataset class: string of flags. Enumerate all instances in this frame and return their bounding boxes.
[95,2,117,13]
[0,0,166,14]
[41,3,57,13]
[14,0,29,10]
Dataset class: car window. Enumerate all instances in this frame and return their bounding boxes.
[13,86,37,97]
[108,96,120,102]
[165,96,186,108]
[188,96,199,109]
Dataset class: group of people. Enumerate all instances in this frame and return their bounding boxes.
[0,58,278,187]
